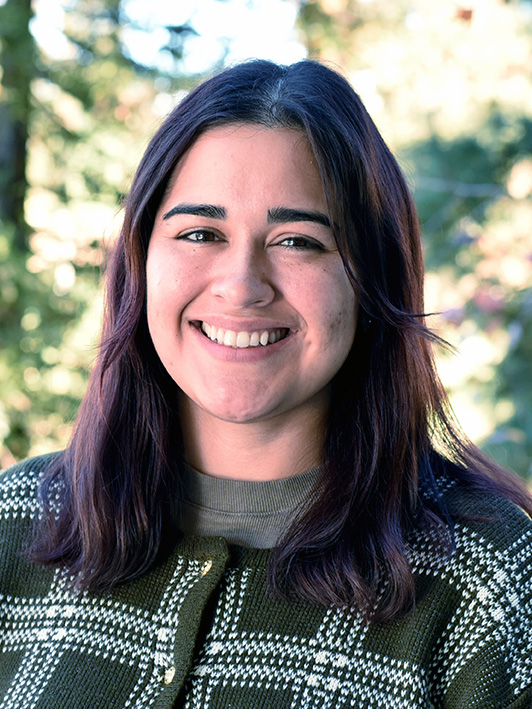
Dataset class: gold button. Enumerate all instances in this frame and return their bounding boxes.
[201,559,212,576]
[164,667,175,685]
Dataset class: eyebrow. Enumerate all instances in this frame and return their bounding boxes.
[162,203,226,220]
[162,203,331,228]
[267,207,331,228]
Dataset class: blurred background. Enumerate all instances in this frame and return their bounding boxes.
[0,0,531,482]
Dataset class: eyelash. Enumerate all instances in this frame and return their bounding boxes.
[177,230,325,251]
[278,236,324,251]
[178,230,220,243]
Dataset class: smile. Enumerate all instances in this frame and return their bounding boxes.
[200,321,289,349]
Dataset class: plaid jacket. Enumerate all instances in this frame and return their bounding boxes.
[0,454,531,708]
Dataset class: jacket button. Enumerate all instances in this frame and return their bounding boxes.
[164,667,176,685]
[201,559,213,576]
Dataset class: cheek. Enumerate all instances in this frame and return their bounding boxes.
[145,261,166,331]
[318,270,357,344]
[328,299,357,358]
[146,251,196,320]
[288,264,356,341]
[145,252,184,348]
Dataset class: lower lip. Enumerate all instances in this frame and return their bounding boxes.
[191,324,292,362]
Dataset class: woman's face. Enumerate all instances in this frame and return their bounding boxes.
[146,124,357,428]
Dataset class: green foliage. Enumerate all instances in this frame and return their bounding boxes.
[398,109,532,480]
[0,0,203,466]
[1,0,531,483]
[297,0,532,480]
[0,222,99,463]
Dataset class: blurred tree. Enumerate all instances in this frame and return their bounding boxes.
[0,0,35,250]
[297,0,532,479]
[0,0,206,466]
[2,0,531,481]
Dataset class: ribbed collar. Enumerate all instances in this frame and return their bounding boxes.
[177,463,323,549]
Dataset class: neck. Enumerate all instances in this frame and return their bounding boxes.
[179,399,327,481]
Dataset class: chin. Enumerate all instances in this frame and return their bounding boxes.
[209,404,275,425]
[192,385,284,424]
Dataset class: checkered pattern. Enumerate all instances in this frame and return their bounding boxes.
[0,455,531,708]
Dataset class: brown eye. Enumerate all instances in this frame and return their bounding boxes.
[278,236,324,250]
[179,230,220,243]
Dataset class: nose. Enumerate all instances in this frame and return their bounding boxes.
[210,243,275,308]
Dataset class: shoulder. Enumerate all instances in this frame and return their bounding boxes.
[0,451,62,489]
[0,452,63,520]
[416,454,532,552]
[417,459,532,584]
[413,464,532,703]
[444,481,532,611]
[0,453,63,594]
[438,464,532,556]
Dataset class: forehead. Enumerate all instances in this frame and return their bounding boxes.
[161,124,324,209]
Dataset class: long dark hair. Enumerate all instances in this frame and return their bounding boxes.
[29,59,532,621]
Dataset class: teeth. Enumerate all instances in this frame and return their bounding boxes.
[236,331,250,348]
[223,330,236,347]
[200,322,288,349]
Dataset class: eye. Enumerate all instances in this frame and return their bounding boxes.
[178,229,221,243]
[277,235,325,251]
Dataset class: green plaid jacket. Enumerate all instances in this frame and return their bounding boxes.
[0,454,531,708]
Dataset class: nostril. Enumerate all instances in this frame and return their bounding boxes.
[210,268,275,307]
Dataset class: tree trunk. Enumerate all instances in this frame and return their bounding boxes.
[0,0,35,251]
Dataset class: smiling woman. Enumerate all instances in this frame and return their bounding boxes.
[146,125,356,477]
[1,60,532,708]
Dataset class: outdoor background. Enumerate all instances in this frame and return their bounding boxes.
[1,0,531,482]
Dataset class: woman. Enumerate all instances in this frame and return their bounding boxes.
[0,59,531,708]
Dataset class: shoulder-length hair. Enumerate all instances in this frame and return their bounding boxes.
[29,59,532,621]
